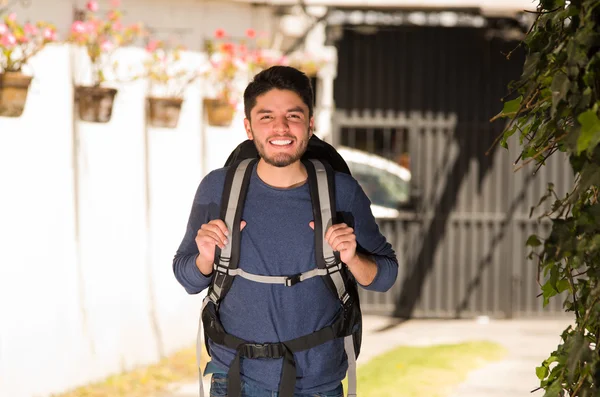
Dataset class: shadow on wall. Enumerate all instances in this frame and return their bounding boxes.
[333,24,545,318]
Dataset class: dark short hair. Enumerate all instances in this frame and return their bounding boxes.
[243,66,314,120]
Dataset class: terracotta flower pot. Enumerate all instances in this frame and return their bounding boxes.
[203,98,235,127]
[74,85,118,123]
[0,72,33,118]
[147,96,183,128]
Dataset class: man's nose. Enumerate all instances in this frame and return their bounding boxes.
[273,117,289,132]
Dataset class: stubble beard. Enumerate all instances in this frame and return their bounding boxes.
[251,127,310,168]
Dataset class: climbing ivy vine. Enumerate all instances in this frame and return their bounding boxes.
[495,0,600,395]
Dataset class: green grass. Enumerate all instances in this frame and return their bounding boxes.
[343,341,507,397]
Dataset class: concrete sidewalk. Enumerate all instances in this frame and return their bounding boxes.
[164,315,572,397]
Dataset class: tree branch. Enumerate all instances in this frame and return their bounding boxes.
[524,6,564,15]
[513,132,568,173]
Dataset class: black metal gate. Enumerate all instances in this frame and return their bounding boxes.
[329,14,573,318]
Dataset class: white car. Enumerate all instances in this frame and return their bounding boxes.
[337,147,412,219]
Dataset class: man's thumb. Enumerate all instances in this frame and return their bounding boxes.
[308,221,314,230]
[240,220,247,231]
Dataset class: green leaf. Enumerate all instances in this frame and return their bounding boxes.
[566,4,579,17]
[569,163,600,202]
[541,0,560,9]
[576,110,600,154]
[551,73,570,116]
[500,124,518,149]
[566,333,590,383]
[579,87,592,109]
[545,355,559,365]
[542,379,563,397]
[541,281,558,306]
[527,234,543,247]
[502,96,523,115]
[536,365,549,380]
[522,53,541,79]
[556,279,570,293]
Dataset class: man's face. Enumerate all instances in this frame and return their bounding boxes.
[244,89,313,168]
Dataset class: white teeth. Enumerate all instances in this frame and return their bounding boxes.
[271,140,292,146]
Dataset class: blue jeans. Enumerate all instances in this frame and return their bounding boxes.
[209,373,344,397]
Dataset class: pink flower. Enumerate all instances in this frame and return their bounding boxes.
[130,22,142,32]
[85,20,99,34]
[277,55,289,66]
[110,0,121,8]
[145,39,160,53]
[7,13,16,22]
[100,40,113,52]
[71,21,86,34]
[0,24,7,35]
[24,23,37,35]
[108,10,120,21]
[214,29,226,39]
[1,34,17,47]
[43,28,56,41]
[245,29,256,39]
[113,21,122,31]
[86,0,99,12]
[220,42,235,54]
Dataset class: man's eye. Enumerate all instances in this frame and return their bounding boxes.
[288,114,301,119]
[261,115,271,120]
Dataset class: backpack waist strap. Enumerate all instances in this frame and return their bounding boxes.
[201,299,349,397]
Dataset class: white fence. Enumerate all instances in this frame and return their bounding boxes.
[0,44,249,397]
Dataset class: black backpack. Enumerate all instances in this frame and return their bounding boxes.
[198,135,362,397]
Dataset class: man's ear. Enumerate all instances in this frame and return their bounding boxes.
[244,118,253,140]
[309,117,315,138]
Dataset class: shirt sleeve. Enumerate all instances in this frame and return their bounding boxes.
[172,172,221,295]
[349,180,399,292]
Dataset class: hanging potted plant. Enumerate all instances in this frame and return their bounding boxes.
[143,39,198,128]
[287,50,330,78]
[68,0,144,123]
[201,29,252,127]
[244,30,291,76]
[240,31,331,78]
[0,12,58,117]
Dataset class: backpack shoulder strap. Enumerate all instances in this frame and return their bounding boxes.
[206,158,257,305]
[303,159,350,305]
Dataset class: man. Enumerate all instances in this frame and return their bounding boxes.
[173,66,398,397]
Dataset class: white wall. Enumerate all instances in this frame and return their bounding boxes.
[0,8,260,394]
[0,44,84,397]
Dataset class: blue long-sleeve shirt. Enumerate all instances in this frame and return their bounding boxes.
[173,164,398,393]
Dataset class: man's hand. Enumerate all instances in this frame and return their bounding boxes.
[195,219,247,276]
[309,222,357,265]
[309,221,378,286]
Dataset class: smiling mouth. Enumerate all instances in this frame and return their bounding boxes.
[269,139,294,147]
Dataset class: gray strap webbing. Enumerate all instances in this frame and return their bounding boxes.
[344,335,357,397]
[197,296,215,397]
[211,158,253,302]
[212,265,342,286]
[197,304,206,397]
[198,161,252,395]
[310,160,348,301]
